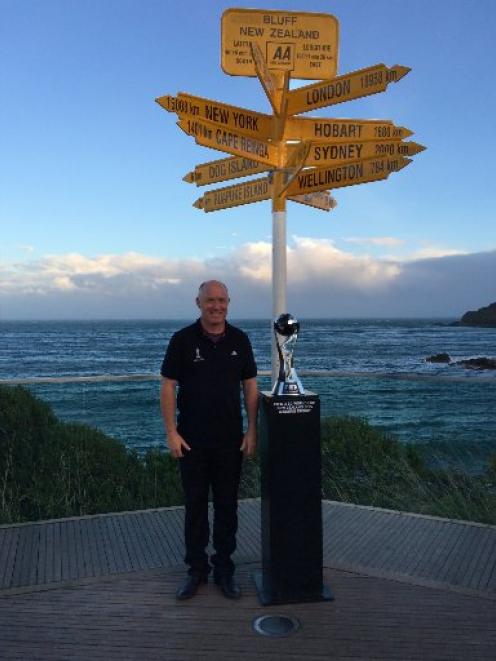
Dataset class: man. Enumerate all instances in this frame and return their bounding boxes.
[160,280,258,600]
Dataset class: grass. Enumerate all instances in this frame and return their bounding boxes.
[1,384,495,525]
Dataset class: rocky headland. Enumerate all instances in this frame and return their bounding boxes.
[457,302,496,327]
[426,354,496,370]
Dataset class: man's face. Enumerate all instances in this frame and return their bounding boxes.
[196,283,229,328]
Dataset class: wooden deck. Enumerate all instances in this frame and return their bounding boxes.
[1,500,496,659]
[1,500,495,598]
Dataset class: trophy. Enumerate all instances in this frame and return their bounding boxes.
[272,313,305,396]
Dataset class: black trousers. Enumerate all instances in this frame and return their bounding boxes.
[179,445,243,579]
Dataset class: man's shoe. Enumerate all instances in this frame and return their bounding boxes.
[215,575,241,600]
[176,575,207,600]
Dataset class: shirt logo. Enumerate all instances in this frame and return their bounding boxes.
[193,347,205,362]
[231,350,238,356]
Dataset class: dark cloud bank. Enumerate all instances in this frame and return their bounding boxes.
[1,249,495,320]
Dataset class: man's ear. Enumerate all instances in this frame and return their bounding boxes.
[195,297,201,309]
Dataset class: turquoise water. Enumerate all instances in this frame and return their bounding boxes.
[1,319,495,459]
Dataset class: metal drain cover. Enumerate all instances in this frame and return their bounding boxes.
[253,614,300,637]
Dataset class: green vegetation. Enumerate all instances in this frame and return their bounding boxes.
[320,417,496,524]
[0,385,183,523]
[1,385,495,525]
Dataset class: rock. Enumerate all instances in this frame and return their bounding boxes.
[459,302,496,327]
[426,353,451,363]
[456,357,496,370]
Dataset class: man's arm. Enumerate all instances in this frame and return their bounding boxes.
[240,377,258,457]
[160,377,191,458]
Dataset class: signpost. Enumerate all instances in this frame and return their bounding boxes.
[177,116,279,167]
[287,156,412,196]
[301,140,425,167]
[157,93,273,140]
[157,12,424,379]
[276,141,311,196]
[155,7,425,607]
[183,156,270,186]
[286,63,411,115]
[285,117,414,142]
[221,8,339,79]
[193,176,271,212]
[251,42,287,115]
[288,191,337,211]
[156,13,423,377]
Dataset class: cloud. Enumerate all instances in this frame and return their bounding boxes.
[1,241,495,319]
[343,236,406,247]
[404,245,466,260]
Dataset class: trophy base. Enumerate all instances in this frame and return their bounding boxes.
[271,368,306,396]
[272,381,303,396]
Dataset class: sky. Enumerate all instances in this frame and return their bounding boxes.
[1,0,495,319]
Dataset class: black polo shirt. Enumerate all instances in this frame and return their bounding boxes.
[160,319,257,447]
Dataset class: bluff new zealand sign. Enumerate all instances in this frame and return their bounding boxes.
[221,8,339,79]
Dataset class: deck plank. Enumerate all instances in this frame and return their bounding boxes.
[103,516,131,574]
[10,526,36,588]
[0,565,495,661]
[146,511,176,568]
[51,522,63,584]
[0,501,495,600]
[399,517,444,576]
[133,512,163,568]
[152,511,182,567]
[154,510,183,566]
[0,528,18,589]
[478,535,496,590]
[435,525,482,586]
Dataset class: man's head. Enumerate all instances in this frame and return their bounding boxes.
[196,280,230,332]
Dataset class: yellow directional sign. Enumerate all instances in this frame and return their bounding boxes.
[251,42,281,114]
[193,176,271,212]
[288,191,337,211]
[178,116,280,168]
[286,63,411,115]
[156,93,273,141]
[287,156,411,196]
[221,8,339,80]
[303,141,425,167]
[285,117,413,143]
[276,141,311,196]
[183,156,270,187]
[155,95,184,113]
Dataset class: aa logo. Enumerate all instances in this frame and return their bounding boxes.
[267,42,294,71]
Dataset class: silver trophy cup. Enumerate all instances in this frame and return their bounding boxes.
[272,313,305,396]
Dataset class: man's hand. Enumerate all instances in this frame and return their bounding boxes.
[240,428,257,458]
[167,430,191,459]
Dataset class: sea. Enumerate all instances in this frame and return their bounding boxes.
[1,319,495,469]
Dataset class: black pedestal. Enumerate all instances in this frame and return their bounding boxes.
[253,391,333,606]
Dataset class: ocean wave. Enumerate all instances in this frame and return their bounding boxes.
[1,370,494,385]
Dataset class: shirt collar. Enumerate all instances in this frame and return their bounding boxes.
[195,318,231,340]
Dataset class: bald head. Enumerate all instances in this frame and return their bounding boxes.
[196,280,230,333]
[198,280,229,299]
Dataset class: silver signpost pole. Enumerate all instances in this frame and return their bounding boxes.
[271,208,287,384]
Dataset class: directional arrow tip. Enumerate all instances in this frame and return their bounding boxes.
[155,95,176,111]
[193,198,204,209]
[394,65,412,80]
[398,158,413,171]
[183,172,195,183]
[176,121,188,136]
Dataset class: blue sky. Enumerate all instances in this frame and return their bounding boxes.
[1,0,495,318]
